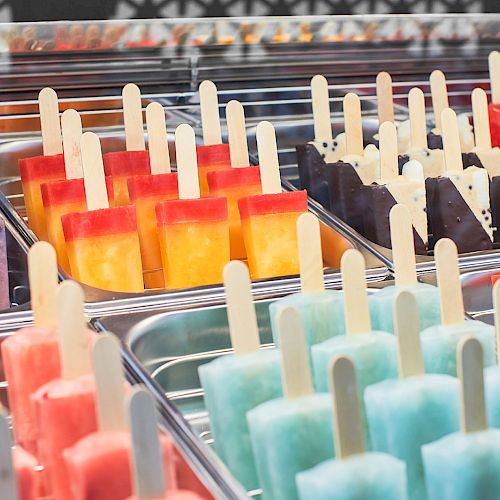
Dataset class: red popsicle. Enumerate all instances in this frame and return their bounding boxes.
[488,51,500,147]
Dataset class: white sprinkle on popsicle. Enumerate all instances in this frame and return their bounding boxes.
[199,80,222,146]
[311,75,333,143]
[146,102,170,175]
[61,109,83,180]
[430,70,449,132]
[0,412,17,500]
[81,132,110,211]
[175,124,200,200]
[376,72,395,125]
[226,100,250,168]
[408,87,428,150]
[343,93,364,156]
[256,121,282,194]
[39,87,63,156]
[297,213,324,294]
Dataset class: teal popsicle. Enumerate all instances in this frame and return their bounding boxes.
[365,290,460,500]
[297,356,408,500]
[369,204,441,333]
[423,337,500,500]
[198,261,282,491]
[269,212,344,372]
[248,305,334,500]
[311,249,397,448]
[420,239,495,376]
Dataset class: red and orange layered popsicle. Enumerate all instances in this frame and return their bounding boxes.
[207,100,261,259]
[238,121,308,279]
[488,52,500,147]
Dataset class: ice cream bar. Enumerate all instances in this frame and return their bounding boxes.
[311,250,397,449]
[206,100,261,259]
[0,218,9,309]
[422,337,500,500]
[128,102,178,289]
[363,121,428,254]
[199,261,282,490]
[485,281,500,429]
[488,51,500,147]
[156,124,229,289]
[369,205,440,333]
[103,84,151,206]
[196,80,231,195]
[62,132,144,293]
[420,239,495,376]
[296,357,407,500]
[239,121,307,279]
[19,88,65,240]
[248,306,334,500]
[1,242,60,455]
[32,281,97,500]
[365,290,460,500]
[269,213,344,375]
[426,108,493,253]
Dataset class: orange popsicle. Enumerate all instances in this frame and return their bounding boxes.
[19,88,65,240]
[196,80,231,195]
[103,84,151,206]
[207,100,262,259]
[156,124,229,289]
[127,102,178,289]
[238,121,308,279]
[62,132,144,293]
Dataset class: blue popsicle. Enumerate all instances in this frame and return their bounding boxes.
[365,290,460,500]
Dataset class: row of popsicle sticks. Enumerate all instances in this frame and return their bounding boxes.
[1,242,205,500]
[201,203,500,499]
[23,81,307,294]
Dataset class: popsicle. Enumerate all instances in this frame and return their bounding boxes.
[296,75,346,209]
[198,260,282,490]
[365,290,460,500]
[422,337,500,500]
[426,108,493,253]
[125,388,203,500]
[103,84,151,206]
[0,412,38,500]
[19,88,65,240]
[247,305,334,500]
[62,132,144,293]
[485,281,500,429]
[1,242,60,455]
[206,100,261,259]
[196,80,231,195]
[0,218,9,309]
[269,213,344,370]
[31,281,97,500]
[488,51,500,147]
[369,204,440,333]
[156,124,229,289]
[296,357,407,500]
[311,250,397,448]
[420,239,495,376]
[238,121,308,279]
[363,121,428,254]
[127,102,178,289]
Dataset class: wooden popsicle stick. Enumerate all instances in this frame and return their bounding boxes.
[493,280,500,364]
[28,241,58,328]
[223,261,260,355]
[123,83,146,152]
[472,88,492,150]
[57,281,91,380]
[379,121,399,181]
[441,108,463,173]
[39,87,63,156]
[0,412,17,500]
[128,387,166,499]
[175,124,200,200]
[343,93,364,156]
[226,100,250,168]
[146,102,171,175]
[311,75,333,143]
[199,80,222,146]
[297,213,324,294]
[408,87,428,150]
[329,356,364,459]
[93,334,127,433]
[277,306,314,399]
[430,70,449,132]
[435,238,464,326]
[256,121,282,194]
[341,249,371,335]
[458,337,487,433]
[389,204,417,287]
[61,109,83,180]
[394,290,425,378]
[489,51,500,104]
[376,72,395,125]
[81,132,110,211]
